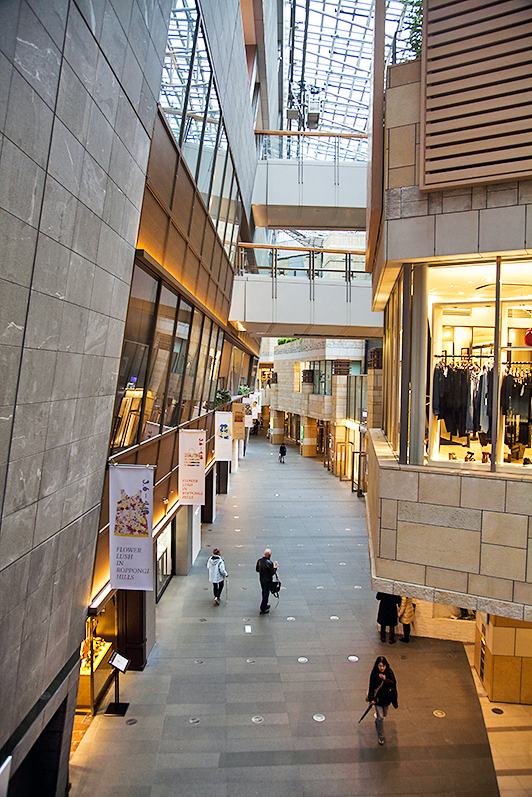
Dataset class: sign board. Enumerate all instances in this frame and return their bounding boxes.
[232,403,245,439]
[109,651,130,673]
[178,429,206,504]
[243,395,253,427]
[215,411,233,461]
[109,465,154,591]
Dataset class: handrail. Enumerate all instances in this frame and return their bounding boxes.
[255,129,368,139]
[237,242,365,256]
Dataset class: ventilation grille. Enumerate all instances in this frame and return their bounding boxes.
[421,0,532,190]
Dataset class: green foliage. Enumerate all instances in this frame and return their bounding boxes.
[215,388,232,406]
[237,384,251,396]
[403,0,423,59]
[277,337,299,346]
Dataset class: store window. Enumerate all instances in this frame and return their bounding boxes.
[191,316,212,417]
[197,88,221,205]
[111,266,158,452]
[140,285,178,441]
[180,309,204,421]
[163,299,193,428]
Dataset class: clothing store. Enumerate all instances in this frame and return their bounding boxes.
[383,258,532,472]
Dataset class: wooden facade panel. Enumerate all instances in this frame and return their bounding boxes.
[172,160,194,234]
[137,189,168,265]
[165,223,187,284]
[422,0,532,192]
[189,199,206,254]
[147,114,177,208]
[202,218,215,262]
[427,118,530,147]
[425,103,531,135]
[195,264,210,306]
[426,44,532,83]
[427,61,532,96]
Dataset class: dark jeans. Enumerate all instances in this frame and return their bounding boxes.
[260,582,271,612]
[402,623,410,641]
[213,581,224,599]
[380,624,395,641]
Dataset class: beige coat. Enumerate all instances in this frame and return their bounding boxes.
[398,597,415,625]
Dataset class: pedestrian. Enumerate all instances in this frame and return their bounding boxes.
[207,548,228,605]
[376,592,401,643]
[367,655,398,745]
[255,548,277,614]
[279,443,286,463]
[398,596,415,642]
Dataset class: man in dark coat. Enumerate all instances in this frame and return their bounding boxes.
[256,548,277,614]
[376,592,401,644]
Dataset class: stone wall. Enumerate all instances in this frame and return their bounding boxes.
[367,430,532,622]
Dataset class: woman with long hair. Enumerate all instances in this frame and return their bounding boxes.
[367,656,398,745]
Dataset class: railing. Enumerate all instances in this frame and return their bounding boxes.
[236,242,370,301]
[255,130,368,163]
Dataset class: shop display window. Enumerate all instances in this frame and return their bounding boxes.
[77,599,117,715]
[427,261,532,470]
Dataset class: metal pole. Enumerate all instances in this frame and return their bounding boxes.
[409,264,429,465]
[399,265,412,464]
[490,256,502,472]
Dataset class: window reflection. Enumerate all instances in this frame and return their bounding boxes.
[181,25,212,179]
[163,299,193,428]
[209,129,228,226]
[160,0,199,145]
[180,309,203,421]
[140,286,178,441]
[191,316,212,417]
[111,267,158,452]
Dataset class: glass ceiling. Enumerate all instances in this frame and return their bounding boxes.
[286,0,410,159]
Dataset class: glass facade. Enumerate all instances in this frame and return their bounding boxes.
[110,263,230,453]
[160,0,243,264]
[384,259,532,472]
[309,360,333,396]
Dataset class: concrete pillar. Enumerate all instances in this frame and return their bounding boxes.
[238,438,244,458]
[271,410,285,445]
[201,465,217,524]
[367,368,383,429]
[301,416,317,456]
[232,439,239,472]
[410,264,428,464]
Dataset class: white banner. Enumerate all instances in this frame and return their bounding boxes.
[250,392,261,419]
[243,396,253,427]
[215,411,233,461]
[178,429,206,505]
[109,465,154,591]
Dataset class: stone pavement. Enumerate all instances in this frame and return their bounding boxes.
[69,435,499,797]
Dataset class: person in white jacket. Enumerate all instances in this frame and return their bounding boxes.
[207,548,228,605]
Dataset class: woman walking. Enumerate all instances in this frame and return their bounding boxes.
[206,548,228,605]
[367,656,398,745]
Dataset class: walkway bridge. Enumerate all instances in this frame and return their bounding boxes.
[229,243,383,338]
[252,131,367,230]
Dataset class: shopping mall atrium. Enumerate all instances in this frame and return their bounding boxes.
[1,0,532,795]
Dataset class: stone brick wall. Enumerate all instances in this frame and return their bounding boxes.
[367,430,532,622]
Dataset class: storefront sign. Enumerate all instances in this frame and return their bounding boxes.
[215,411,233,461]
[109,465,154,591]
[232,403,245,439]
[178,429,206,504]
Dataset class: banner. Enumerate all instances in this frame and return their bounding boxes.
[178,429,206,504]
[243,395,253,427]
[232,403,245,440]
[250,392,259,419]
[109,465,154,591]
[215,411,233,461]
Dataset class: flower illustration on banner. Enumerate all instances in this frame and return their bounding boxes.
[218,423,230,439]
[114,490,150,536]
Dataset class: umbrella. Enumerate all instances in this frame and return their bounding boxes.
[358,703,373,723]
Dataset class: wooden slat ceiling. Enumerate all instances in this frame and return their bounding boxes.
[421,0,532,190]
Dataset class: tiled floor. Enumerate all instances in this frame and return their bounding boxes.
[69,435,500,797]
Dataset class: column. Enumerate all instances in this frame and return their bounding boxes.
[271,410,285,445]
[232,438,239,472]
[301,416,317,456]
[410,264,428,464]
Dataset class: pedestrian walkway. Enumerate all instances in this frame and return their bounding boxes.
[69,436,499,797]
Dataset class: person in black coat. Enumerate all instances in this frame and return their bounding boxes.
[367,655,398,745]
[376,592,401,644]
[256,548,277,614]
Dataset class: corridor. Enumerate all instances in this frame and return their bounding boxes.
[69,436,498,797]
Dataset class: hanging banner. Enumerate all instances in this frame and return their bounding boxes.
[250,392,259,419]
[243,395,253,427]
[178,429,206,505]
[109,465,154,591]
[215,411,233,461]
[232,403,245,439]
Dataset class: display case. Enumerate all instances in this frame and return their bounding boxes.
[77,597,117,715]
